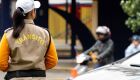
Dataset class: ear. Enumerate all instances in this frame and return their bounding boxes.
[31,10,34,16]
[31,9,36,19]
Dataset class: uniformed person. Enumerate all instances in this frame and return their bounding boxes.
[0,0,58,80]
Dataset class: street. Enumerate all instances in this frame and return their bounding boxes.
[46,70,70,80]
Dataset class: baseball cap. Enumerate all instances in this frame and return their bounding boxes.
[16,0,41,13]
[132,35,140,41]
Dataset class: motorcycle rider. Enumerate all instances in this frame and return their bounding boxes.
[77,26,114,73]
[88,26,114,67]
[68,26,114,80]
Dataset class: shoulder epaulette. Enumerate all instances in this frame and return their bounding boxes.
[4,27,13,33]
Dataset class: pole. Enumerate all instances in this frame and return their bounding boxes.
[65,0,69,44]
[71,0,77,58]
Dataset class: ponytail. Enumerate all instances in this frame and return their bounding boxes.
[12,7,25,38]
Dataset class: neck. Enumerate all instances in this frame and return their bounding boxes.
[25,14,33,20]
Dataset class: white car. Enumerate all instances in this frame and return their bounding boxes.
[73,51,140,80]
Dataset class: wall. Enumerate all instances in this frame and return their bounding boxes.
[49,2,98,39]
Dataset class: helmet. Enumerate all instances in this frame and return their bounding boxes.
[96,26,111,35]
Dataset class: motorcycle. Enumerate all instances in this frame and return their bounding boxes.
[67,52,98,80]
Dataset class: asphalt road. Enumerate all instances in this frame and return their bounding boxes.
[46,70,70,80]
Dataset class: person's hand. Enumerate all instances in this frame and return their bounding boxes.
[90,53,98,64]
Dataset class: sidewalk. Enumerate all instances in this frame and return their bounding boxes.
[54,39,82,58]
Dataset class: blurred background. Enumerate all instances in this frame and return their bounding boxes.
[0,0,139,80]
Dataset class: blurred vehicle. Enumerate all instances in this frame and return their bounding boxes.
[73,51,140,80]
[67,52,94,80]
[74,51,98,74]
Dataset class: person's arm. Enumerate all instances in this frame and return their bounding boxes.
[83,41,99,55]
[45,38,58,70]
[0,33,10,72]
[98,40,114,59]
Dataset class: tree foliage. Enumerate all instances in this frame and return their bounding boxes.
[121,0,140,32]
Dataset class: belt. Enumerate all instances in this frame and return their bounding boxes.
[5,70,46,80]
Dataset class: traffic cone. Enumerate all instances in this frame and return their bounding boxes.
[70,68,78,78]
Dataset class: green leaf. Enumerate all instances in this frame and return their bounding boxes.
[121,0,140,32]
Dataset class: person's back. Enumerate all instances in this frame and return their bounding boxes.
[6,19,50,71]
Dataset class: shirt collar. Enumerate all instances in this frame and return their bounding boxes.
[24,19,34,24]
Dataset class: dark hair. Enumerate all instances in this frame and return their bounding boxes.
[12,7,25,38]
